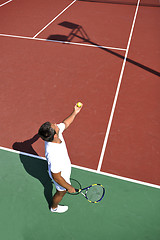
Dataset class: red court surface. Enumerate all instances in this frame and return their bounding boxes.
[0,0,160,186]
[0,0,72,36]
[37,2,135,48]
[0,36,125,167]
[101,5,160,185]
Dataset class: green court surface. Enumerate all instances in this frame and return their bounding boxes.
[0,149,160,240]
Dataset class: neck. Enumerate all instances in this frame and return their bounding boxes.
[52,137,62,144]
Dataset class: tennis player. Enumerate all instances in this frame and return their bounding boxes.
[38,103,83,213]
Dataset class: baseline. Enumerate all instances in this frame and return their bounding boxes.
[0,146,160,189]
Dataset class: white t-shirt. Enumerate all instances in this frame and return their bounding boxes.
[45,123,71,183]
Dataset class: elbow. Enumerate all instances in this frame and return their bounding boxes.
[53,176,59,183]
[52,175,58,182]
[51,172,61,183]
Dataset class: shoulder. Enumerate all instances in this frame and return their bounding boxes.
[45,141,53,152]
[57,123,65,133]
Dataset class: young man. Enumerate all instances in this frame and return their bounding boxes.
[38,103,83,213]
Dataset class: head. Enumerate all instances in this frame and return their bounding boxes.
[38,122,56,142]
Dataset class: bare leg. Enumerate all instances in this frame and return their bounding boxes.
[51,190,66,209]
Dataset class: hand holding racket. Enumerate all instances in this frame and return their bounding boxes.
[67,185,76,193]
[69,179,105,203]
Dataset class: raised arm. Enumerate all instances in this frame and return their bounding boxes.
[63,103,83,130]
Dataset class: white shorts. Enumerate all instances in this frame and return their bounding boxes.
[52,179,67,191]
[49,173,71,191]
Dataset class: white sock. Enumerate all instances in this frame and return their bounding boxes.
[50,207,57,212]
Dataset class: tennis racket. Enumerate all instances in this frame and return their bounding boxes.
[69,178,105,203]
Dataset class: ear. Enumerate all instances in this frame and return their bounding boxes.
[54,133,58,138]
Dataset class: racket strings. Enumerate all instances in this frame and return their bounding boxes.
[86,185,104,202]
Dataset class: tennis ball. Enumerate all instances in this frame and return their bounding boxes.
[77,102,82,108]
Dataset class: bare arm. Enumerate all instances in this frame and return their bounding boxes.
[63,103,83,130]
[51,172,75,193]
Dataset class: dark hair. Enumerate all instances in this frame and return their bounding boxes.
[38,122,56,142]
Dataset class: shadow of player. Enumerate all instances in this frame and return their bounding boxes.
[13,134,53,208]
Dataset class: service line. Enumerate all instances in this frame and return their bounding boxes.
[97,0,141,172]
[0,0,12,7]
[0,33,126,51]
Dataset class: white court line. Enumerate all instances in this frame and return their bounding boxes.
[0,146,160,189]
[0,33,127,51]
[33,0,77,38]
[0,0,12,7]
[97,0,141,172]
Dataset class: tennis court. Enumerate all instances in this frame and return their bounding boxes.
[0,0,160,239]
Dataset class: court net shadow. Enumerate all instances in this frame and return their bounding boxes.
[13,135,53,208]
[47,21,90,43]
[78,0,160,7]
[47,21,160,77]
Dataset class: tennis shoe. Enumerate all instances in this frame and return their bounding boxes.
[50,205,68,213]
